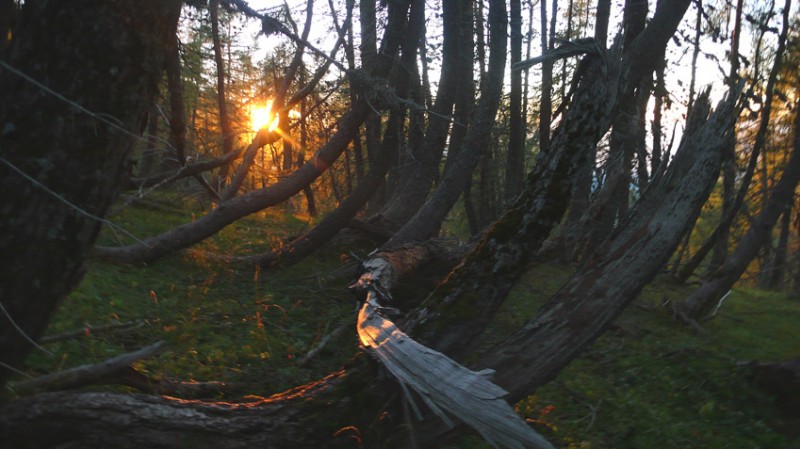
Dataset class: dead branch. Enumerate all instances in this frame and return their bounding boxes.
[11,341,164,393]
[39,320,144,344]
[297,322,353,366]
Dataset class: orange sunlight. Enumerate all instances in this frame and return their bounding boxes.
[250,101,279,132]
[250,100,302,133]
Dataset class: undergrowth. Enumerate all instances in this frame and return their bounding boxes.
[18,194,800,448]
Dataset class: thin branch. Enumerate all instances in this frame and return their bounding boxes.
[11,341,164,393]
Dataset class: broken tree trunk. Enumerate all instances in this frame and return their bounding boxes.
[355,256,553,449]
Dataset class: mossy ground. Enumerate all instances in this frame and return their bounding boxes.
[17,196,800,447]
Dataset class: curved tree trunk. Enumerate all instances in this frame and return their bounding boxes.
[382,0,508,248]
[0,0,182,389]
[679,93,800,320]
[674,0,789,283]
[379,0,464,226]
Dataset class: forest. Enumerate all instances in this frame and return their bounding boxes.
[1,0,799,447]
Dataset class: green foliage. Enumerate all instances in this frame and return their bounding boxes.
[509,270,800,449]
[23,197,358,398]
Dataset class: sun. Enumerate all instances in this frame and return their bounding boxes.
[250,101,279,132]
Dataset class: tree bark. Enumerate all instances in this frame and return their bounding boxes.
[0,0,182,389]
[486,91,738,399]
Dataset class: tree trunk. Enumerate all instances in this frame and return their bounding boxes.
[674,0,790,283]
[680,94,800,320]
[504,0,525,204]
[380,0,467,226]
[537,0,555,155]
[706,0,744,275]
[594,0,611,48]
[762,205,791,290]
[0,0,182,389]
[209,0,235,189]
[382,0,507,247]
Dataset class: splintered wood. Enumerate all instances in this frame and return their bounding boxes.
[355,248,554,449]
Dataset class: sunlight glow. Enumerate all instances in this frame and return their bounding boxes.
[250,101,279,132]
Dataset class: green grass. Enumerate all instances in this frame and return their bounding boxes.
[17,196,800,447]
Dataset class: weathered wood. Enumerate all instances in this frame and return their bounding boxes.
[485,89,740,400]
[357,290,553,449]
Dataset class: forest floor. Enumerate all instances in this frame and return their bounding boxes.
[18,194,800,449]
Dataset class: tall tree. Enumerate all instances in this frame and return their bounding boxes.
[380,0,467,227]
[209,0,235,189]
[382,0,508,247]
[504,0,525,203]
[0,0,182,389]
[675,0,791,283]
[707,0,745,275]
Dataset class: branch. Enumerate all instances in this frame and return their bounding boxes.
[513,38,600,71]
[11,341,164,393]
[39,321,143,344]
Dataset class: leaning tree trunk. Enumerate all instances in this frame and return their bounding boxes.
[404,0,695,356]
[674,0,790,283]
[0,0,182,390]
[679,94,800,320]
